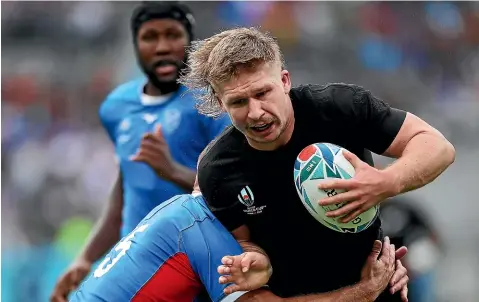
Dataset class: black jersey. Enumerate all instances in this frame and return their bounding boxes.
[198,83,406,297]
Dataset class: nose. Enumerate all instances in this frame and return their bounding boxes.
[155,37,172,55]
[247,98,265,121]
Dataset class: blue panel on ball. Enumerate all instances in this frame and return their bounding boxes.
[317,143,335,167]
[294,160,301,170]
[295,175,302,191]
[326,143,341,155]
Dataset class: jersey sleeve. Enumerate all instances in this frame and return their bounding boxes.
[310,84,406,154]
[181,212,248,302]
[131,252,203,302]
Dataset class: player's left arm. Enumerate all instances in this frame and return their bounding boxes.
[168,163,197,192]
[381,112,455,195]
[354,87,456,193]
[319,86,455,221]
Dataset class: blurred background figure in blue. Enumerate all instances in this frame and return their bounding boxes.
[2,2,478,302]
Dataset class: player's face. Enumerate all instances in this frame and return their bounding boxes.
[136,19,188,92]
[218,62,294,150]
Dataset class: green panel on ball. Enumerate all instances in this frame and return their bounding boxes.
[310,160,325,180]
[325,162,342,179]
[299,155,321,184]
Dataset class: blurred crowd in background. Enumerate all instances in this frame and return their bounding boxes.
[2,2,479,302]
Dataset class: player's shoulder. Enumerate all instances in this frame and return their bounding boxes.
[172,87,219,123]
[112,78,145,98]
[290,83,377,120]
[176,85,197,102]
[198,125,243,169]
[167,86,202,111]
[103,78,144,104]
[197,127,247,211]
[99,78,145,118]
[163,87,209,125]
[291,83,367,104]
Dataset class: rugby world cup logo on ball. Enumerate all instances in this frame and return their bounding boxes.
[294,143,378,233]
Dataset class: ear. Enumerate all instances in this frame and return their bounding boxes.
[212,84,226,111]
[215,95,226,111]
[281,70,291,94]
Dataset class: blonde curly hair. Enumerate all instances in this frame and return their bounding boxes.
[179,27,285,118]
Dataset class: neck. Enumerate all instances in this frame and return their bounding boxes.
[279,111,295,146]
[144,82,164,96]
[144,81,180,96]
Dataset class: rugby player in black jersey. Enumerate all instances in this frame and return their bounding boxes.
[179,27,455,301]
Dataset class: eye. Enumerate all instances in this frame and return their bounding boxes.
[231,99,247,106]
[166,31,183,40]
[141,32,158,42]
[255,90,269,98]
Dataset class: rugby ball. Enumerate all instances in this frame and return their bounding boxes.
[294,143,378,233]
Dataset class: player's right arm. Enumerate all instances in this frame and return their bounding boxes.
[196,143,267,257]
[78,172,123,264]
[194,165,269,279]
[197,166,271,285]
[77,92,126,264]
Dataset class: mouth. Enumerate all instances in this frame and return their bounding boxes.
[155,64,177,76]
[250,122,273,133]
[152,61,179,77]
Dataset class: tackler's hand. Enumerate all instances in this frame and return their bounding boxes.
[217,252,272,295]
[360,237,396,300]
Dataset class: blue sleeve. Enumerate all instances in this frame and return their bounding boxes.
[182,216,245,302]
[202,114,231,141]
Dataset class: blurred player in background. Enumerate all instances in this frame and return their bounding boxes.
[69,181,410,302]
[381,196,442,302]
[51,2,230,301]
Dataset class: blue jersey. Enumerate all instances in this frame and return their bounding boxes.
[71,195,248,302]
[99,79,231,235]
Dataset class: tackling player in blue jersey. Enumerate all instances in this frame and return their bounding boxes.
[68,193,261,302]
[69,194,249,302]
[51,3,230,301]
[68,180,410,302]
